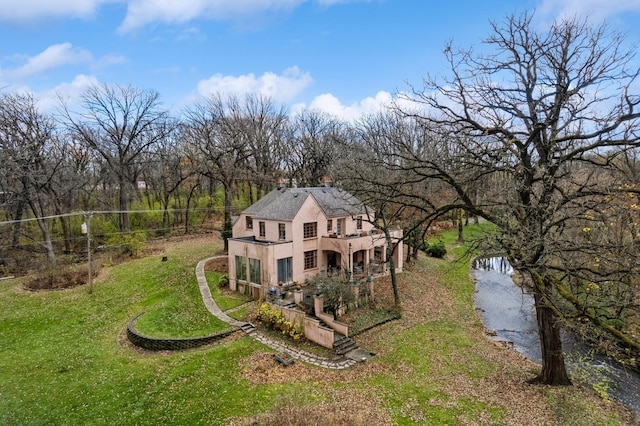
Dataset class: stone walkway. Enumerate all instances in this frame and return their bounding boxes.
[196,256,356,369]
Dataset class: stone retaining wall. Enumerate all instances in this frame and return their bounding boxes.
[127,313,238,351]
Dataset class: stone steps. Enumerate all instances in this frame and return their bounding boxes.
[239,322,256,334]
[333,335,358,355]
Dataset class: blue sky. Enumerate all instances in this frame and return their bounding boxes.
[1,0,640,119]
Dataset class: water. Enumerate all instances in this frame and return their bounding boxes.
[472,257,640,416]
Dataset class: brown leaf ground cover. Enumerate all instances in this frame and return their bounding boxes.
[233,249,636,425]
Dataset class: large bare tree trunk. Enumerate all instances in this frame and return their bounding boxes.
[59,215,71,253]
[11,200,24,248]
[532,290,571,385]
[119,175,130,233]
[35,217,56,267]
[185,183,199,234]
[222,183,233,252]
[384,232,400,307]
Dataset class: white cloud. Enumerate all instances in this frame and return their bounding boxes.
[537,0,640,23]
[304,91,395,121]
[92,54,127,70]
[118,0,303,33]
[36,74,100,112]
[195,66,313,103]
[6,43,92,80]
[0,0,371,32]
[0,0,113,22]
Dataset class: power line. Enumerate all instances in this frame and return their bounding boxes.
[0,212,78,225]
[0,207,235,226]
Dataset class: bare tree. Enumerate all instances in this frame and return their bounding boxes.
[140,123,195,232]
[239,94,289,199]
[398,12,640,384]
[184,94,252,251]
[61,84,172,232]
[0,92,62,265]
[46,132,94,253]
[285,110,344,187]
[337,112,442,307]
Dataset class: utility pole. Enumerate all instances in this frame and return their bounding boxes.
[82,212,93,294]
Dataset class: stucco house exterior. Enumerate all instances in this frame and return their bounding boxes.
[228,183,403,299]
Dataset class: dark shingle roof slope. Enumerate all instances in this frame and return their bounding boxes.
[244,187,370,221]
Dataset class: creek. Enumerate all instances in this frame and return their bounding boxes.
[472,257,640,416]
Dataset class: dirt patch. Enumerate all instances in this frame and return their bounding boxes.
[205,256,228,273]
[230,383,392,425]
[235,351,393,425]
[22,264,102,291]
[239,351,390,386]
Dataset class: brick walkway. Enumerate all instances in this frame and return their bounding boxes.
[196,256,356,369]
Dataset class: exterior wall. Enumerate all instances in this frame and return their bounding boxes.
[290,196,324,282]
[304,317,335,348]
[314,296,349,336]
[228,238,294,297]
[269,302,335,348]
[232,214,294,243]
[232,214,254,239]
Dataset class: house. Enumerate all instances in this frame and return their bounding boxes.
[228,183,403,299]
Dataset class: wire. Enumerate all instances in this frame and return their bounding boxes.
[0,207,238,226]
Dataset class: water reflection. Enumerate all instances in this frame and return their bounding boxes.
[471,256,513,274]
[472,257,640,417]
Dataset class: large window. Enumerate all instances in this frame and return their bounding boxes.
[259,221,266,238]
[245,216,253,230]
[249,258,261,284]
[278,223,286,240]
[304,250,317,270]
[303,222,317,239]
[277,257,293,283]
[235,256,247,281]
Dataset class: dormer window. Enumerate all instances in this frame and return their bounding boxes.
[259,221,266,238]
[356,216,363,230]
[246,216,253,230]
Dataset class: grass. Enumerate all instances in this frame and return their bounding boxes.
[0,230,633,425]
[347,307,401,336]
[205,271,252,311]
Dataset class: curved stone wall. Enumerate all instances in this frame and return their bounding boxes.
[127,313,238,351]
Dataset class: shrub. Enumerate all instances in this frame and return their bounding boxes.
[218,274,230,288]
[425,240,447,258]
[255,303,304,340]
[23,262,101,291]
[107,231,148,258]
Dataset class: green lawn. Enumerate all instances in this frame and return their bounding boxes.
[205,271,252,311]
[0,229,631,425]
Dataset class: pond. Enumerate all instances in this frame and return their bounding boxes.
[472,257,640,416]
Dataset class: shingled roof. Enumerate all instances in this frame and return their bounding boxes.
[243,187,370,221]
